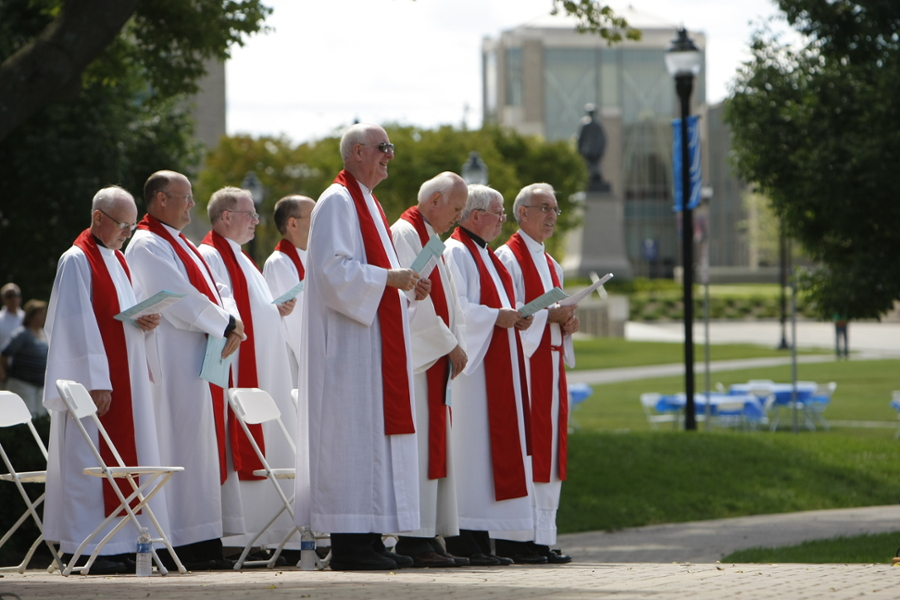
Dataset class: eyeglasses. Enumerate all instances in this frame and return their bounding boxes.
[163,191,194,202]
[226,210,260,220]
[99,209,138,233]
[363,142,395,154]
[523,204,562,216]
[477,208,507,222]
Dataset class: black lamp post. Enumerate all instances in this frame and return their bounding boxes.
[461,151,488,185]
[665,28,702,431]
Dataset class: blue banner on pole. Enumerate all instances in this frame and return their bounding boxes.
[672,115,701,212]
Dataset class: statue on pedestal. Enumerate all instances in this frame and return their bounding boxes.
[577,104,611,193]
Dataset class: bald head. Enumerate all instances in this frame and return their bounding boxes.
[339,123,394,190]
[274,194,316,250]
[417,172,468,235]
[143,170,194,230]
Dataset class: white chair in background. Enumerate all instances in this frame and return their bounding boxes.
[805,382,836,431]
[54,380,186,576]
[0,391,63,573]
[640,393,678,430]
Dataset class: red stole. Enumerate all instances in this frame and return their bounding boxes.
[400,206,449,480]
[505,232,569,482]
[201,231,266,481]
[450,227,528,501]
[333,170,415,435]
[136,214,228,484]
[73,230,140,517]
[274,239,306,281]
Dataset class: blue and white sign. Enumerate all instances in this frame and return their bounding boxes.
[672,115,701,212]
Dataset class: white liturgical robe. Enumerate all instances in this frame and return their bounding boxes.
[42,244,171,555]
[443,235,533,536]
[497,230,575,546]
[125,225,235,546]
[199,238,303,548]
[391,216,465,538]
[263,245,306,383]
[295,181,419,534]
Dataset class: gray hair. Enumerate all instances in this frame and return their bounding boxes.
[417,172,460,205]
[208,186,249,223]
[92,186,133,214]
[460,184,503,223]
[513,183,555,224]
[340,123,381,164]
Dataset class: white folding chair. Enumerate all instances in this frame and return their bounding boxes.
[749,385,778,431]
[291,388,299,411]
[805,382,835,431]
[0,391,64,573]
[640,393,678,430]
[54,380,186,576]
[227,388,301,569]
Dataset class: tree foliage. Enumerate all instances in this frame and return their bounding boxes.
[0,1,269,299]
[197,125,587,260]
[724,0,900,319]
[551,0,640,42]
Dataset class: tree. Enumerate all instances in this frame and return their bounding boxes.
[0,1,634,145]
[0,1,270,298]
[196,125,587,262]
[0,0,271,143]
[725,0,900,319]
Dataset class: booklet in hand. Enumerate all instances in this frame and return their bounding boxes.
[519,287,569,317]
[410,235,446,279]
[558,273,613,306]
[114,290,187,326]
[199,334,235,388]
[271,280,304,305]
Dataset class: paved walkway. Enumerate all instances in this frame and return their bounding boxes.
[4,506,899,599]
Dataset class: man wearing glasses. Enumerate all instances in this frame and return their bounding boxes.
[297,123,427,571]
[442,184,534,566]
[496,183,579,564]
[42,186,167,574]
[198,186,299,559]
[125,170,245,570]
[264,194,316,383]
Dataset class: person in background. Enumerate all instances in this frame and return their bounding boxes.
[0,282,25,390]
[1,299,48,416]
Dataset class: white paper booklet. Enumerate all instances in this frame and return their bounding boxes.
[410,235,446,279]
[558,273,613,306]
[519,287,569,317]
[199,334,235,388]
[114,290,187,325]
[271,280,304,305]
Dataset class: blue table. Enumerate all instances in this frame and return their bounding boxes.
[729,382,816,404]
[657,392,764,421]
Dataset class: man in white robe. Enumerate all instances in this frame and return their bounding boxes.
[125,170,244,570]
[496,183,580,564]
[390,172,469,568]
[297,123,427,571]
[442,184,536,566]
[42,187,168,574]
[198,186,301,556]
[263,194,315,384]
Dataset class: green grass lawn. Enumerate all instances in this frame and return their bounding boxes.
[558,430,900,534]
[571,337,825,371]
[721,532,900,564]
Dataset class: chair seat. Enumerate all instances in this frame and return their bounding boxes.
[0,471,47,483]
[83,466,184,478]
[252,468,295,479]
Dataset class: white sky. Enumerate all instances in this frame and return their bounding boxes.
[226,0,790,144]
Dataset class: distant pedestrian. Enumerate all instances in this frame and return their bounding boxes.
[833,314,849,359]
[0,299,48,416]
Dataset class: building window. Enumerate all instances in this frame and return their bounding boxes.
[506,47,523,107]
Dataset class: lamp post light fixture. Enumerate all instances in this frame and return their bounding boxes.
[461,151,489,185]
[665,27,702,431]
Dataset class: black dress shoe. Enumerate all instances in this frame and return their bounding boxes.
[538,546,572,564]
[427,538,470,566]
[467,552,501,566]
[330,551,397,571]
[378,549,413,568]
[495,539,548,565]
[493,554,515,566]
[187,557,237,571]
[410,550,459,568]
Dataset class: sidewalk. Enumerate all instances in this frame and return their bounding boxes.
[4,506,898,600]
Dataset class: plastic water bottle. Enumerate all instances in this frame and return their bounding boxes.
[299,527,316,571]
[136,527,152,577]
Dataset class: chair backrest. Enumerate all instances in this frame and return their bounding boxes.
[640,393,662,410]
[749,385,774,401]
[227,388,295,456]
[55,379,125,468]
[290,388,299,410]
[893,390,900,403]
[748,380,774,385]
[0,391,48,460]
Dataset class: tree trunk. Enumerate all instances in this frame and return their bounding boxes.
[0,0,141,143]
